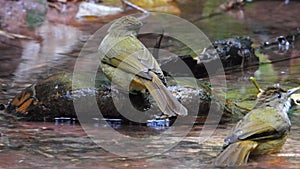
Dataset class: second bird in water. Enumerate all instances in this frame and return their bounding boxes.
[215,78,300,166]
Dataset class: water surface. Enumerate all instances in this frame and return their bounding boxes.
[0,1,300,168]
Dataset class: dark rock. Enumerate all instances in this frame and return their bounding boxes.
[5,73,217,122]
[139,33,259,78]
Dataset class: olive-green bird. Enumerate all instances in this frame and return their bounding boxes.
[215,86,300,166]
[98,16,187,117]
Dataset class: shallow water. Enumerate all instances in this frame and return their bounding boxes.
[0,1,300,168]
[1,116,299,169]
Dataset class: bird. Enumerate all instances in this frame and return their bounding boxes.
[98,16,188,117]
[214,86,300,166]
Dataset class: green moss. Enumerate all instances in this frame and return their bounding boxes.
[226,85,258,101]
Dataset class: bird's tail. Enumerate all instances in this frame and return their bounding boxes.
[141,73,188,117]
[214,140,258,167]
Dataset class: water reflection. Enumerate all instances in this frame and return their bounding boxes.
[0,22,82,103]
[254,62,277,83]
[13,22,81,84]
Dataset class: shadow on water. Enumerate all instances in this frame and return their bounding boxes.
[0,0,300,168]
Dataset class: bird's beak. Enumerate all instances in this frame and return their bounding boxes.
[291,93,300,105]
[287,87,300,97]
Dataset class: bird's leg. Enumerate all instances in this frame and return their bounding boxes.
[249,77,264,97]
[152,31,164,59]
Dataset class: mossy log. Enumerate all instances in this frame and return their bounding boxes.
[5,73,224,122]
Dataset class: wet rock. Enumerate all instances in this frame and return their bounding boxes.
[5,73,217,122]
[75,2,123,20]
[5,73,116,121]
[258,30,300,61]
[138,33,259,78]
[163,37,258,78]
[195,36,258,76]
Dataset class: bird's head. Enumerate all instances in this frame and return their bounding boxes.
[254,86,300,113]
[108,16,143,36]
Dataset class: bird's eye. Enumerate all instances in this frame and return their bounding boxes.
[276,93,281,98]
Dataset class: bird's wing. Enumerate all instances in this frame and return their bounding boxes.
[224,108,290,146]
[99,35,163,80]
